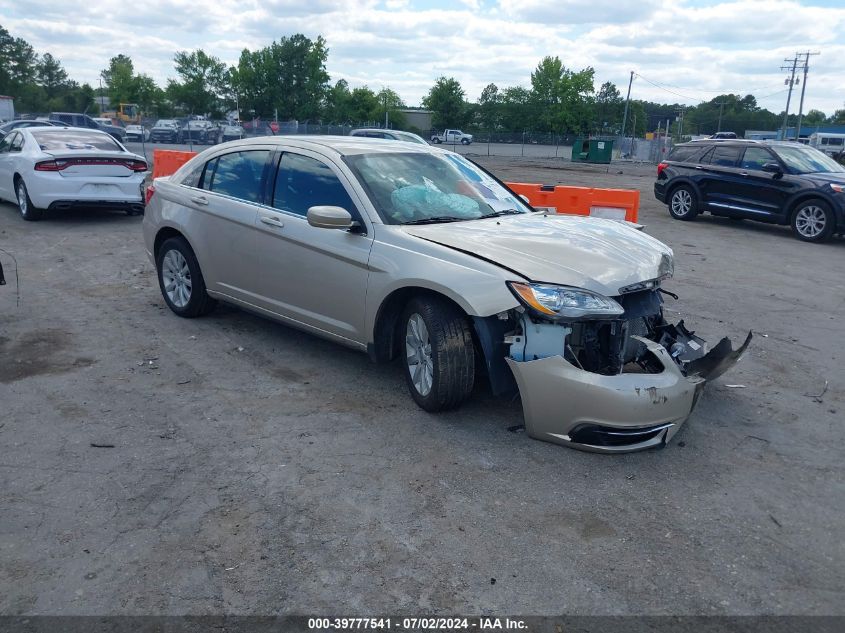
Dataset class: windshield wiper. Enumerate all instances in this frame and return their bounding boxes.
[402,216,466,225]
[478,209,523,219]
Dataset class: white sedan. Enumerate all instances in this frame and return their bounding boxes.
[0,126,147,220]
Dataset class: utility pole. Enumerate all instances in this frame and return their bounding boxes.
[620,71,634,142]
[716,100,725,133]
[794,51,820,142]
[781,56,800,139]
[675,106,685,141]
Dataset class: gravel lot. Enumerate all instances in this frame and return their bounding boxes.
[1,153,843,616]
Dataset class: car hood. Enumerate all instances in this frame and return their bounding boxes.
[401,213,674,297]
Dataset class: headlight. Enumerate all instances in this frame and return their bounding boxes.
[830,183,844,194]
[658,252,674,280]
[508,282,624,320]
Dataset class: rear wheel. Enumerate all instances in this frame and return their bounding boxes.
[791,199,835,242]
[156,237,217,317]
[15,178,43,221]
[461,138,470,145]
[401,296,475,412]
[668,185,699,221]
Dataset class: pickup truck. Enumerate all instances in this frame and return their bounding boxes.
[430,129,473,145]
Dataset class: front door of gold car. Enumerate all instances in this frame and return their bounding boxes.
[251,150,374,345]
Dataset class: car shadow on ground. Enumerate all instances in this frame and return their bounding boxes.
[0,201,141,225]
[691,213,845,245]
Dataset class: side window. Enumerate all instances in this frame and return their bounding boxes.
[741,147,775,170]
[272,153,357,217]
[180,160,207,189]
[205,150,270,202]
[0,134,11,153]
[9,133,23,152]
[709,146,741,167]
[697,147,714,164]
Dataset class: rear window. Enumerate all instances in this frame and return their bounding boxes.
[667,145,706,163]
[31,129,121,151]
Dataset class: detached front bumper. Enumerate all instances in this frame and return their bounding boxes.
[506,334,751,453]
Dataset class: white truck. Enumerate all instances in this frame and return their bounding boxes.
[430,129,473,145]
[0,95,14,122]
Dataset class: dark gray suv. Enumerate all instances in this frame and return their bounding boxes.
[655,140,845,242]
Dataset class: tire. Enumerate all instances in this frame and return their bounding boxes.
[461,138,470,145]
[156,236,217,317]
[791,199,835,243]
[400,296,475,412]
[432,138,441,144]
[15,178,43,221]
[668,185,699,221]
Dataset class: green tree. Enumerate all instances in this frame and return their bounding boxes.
[499,86,531,132]
[36,53,68,100]
[529,56,595,133]
[477,83,502,130]
[376,87,406,127]
[234,34,329,121]
[101,54,136,106]
[830,109,845,125]
[168,49,228,115]
[803,109,826,126]
[323,79,352,123]
[0,24,40,109]
[423,76,466,129]
[595,81,622,133]
[347,87,380,123]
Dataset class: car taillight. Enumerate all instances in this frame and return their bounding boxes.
[657,162,668,177]
[145,184,156,205]
[35,160,68,171]
[128,160,148,172]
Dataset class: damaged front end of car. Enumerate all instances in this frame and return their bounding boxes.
[497,278,752,453]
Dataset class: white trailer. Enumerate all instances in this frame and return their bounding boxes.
[0,96,14,122]
[808,132,845,157]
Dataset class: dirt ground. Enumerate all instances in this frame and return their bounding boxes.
[0,154,843,616]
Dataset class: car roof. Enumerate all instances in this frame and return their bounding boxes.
[221,135,439,157]
[21,125,111,137]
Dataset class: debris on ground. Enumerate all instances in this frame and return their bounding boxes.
[725,384,747,389]
[90,443,115,448]
[805,381,829,403]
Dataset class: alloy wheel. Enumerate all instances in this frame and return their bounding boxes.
[671,189,692,216]
[161,249,192,308]
[406,313,433,397]
[794,205,827,239]
[17,182,27,217]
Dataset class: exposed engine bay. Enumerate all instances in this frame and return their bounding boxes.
[505,288,750,382]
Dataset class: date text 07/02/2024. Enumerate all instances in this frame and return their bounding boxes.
[308,617,528,630]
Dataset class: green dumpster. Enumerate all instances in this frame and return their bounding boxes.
[571,137,614,164]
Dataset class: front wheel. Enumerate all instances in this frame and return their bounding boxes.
[668,185,699,221]
[401,296,475,412]
[156,237,217,317]
[16,179,43,221]
[461,138,470,145]
[791,199,835,242]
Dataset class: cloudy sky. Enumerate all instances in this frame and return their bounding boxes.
[2,0,844,114]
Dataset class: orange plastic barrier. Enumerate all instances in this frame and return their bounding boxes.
[506,182,639,223]
[152,149,198,180]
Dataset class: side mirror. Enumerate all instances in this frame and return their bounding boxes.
[518,194,531,205]
[762,162,783,175]
[307,206,355,230]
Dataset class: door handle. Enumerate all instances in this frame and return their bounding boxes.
[190,195,208,205]
[260,215,284,228]
[739,172,749,177]
[695,165,703,170]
